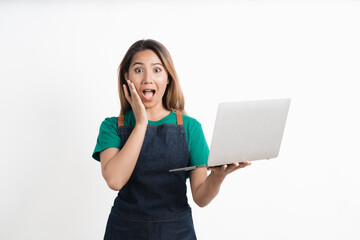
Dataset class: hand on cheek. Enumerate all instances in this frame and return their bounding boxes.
[123,80,148,126]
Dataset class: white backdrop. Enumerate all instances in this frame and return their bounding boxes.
[1,1,359,239]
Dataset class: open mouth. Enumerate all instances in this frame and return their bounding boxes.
[142,89,156,101]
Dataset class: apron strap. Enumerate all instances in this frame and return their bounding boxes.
[176,111,183,125]
[118,115,124,127]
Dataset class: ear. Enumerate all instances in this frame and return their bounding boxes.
[125,72,129,81]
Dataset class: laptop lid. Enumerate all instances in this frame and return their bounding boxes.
[207,98,290,167]
[169,98,290,172]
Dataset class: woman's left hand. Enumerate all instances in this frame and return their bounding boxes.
[208,161,251,179]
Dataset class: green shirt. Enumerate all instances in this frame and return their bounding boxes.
[92,110,209,166]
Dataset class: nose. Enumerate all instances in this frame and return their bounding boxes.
[142,70,154,84]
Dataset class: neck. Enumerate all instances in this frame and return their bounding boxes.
[146,107,171,121]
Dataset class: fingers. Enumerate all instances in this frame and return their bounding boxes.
[123,80,140,103]
[126,80,143,102]
[126,80,136,96]
[208,164,226,172]
[227,161,251,173]
[208,161,251,174]
[123,80,147,125]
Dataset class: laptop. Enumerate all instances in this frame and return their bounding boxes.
[169,98,291,172]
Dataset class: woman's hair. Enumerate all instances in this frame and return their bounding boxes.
[118,39,185,115]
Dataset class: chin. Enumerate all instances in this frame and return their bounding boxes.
[143,101,162,110]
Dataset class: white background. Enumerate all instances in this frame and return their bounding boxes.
[1,1,359,239]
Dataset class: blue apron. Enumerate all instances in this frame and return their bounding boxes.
[104,111,197,240]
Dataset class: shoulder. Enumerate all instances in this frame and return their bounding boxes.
[100,111,135,128]
[182,113,202,129]
[98,116,119,134]
[101,116,118,129]
[182,113,204,141]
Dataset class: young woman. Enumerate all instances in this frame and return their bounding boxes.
[92,39,251,239]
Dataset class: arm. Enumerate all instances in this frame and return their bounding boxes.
[100,124,146,191]
[100,80,148,191]
[190,162,251,207]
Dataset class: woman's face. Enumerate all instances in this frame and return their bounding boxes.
[126,49,169,111]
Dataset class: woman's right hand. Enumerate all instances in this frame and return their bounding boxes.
[123,80,148,126]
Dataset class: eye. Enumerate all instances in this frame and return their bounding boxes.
[134,68,143,73]
[154,68,161,73]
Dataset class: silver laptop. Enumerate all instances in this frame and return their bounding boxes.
[169,98,291,172]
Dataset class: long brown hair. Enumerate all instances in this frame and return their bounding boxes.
[118,39,185,115]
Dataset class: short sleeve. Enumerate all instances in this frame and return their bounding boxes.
[92,117,121,162]
[187,122,209,166]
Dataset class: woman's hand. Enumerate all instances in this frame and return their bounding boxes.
[123,80,148,126]
[208,161,251,180]
[190,161,251,207]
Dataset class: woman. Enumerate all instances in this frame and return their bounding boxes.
[92,39,251,239]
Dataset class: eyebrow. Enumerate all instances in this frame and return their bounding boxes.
[132,62,163,67]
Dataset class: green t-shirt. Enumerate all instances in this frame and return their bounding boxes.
[92,110,209,166]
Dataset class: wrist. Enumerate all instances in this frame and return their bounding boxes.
[134,122,148,131]
[209,171,226,184]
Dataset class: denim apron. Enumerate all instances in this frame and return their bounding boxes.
[104,111,197,240]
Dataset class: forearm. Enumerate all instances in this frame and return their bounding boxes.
[102,124,147,190]
[191,162,251,207]
[192,172,225,207]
